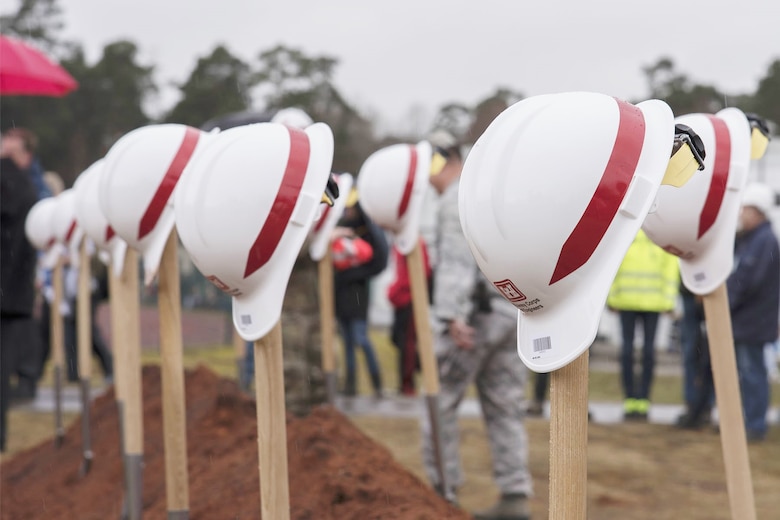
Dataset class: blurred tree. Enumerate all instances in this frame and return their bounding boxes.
[467,87,523,143]
[749,58,780,131]
[642,57,728,115]
[255,44,375,174]
[429,102,472,142]
[164,45,255,127]
[1,39,155,185]
[0,0,65,54]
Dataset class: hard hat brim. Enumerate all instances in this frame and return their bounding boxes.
[309,173,353,261]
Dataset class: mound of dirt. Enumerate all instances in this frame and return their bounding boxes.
[1,365,468,519]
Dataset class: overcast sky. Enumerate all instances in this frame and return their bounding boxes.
[57,0,778,135]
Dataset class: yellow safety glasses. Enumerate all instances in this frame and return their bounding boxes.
[320,174,340,206]
[429,146,450,176]
[746,113,771,160]
[662,124,706,187]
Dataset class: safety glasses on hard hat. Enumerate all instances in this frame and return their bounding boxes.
[662,123,706,187]
[746,113,771,160]
[429,146,450,176]
[321,173,340,206]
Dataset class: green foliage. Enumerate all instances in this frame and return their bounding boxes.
[164,45,255,127]
[749,59,780,130]
[253,44,375,173]
[0,0,64,54]
[1,38,154,185]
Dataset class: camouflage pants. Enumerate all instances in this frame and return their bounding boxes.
[421,310,533,496]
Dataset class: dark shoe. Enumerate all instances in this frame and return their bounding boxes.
[676,412,706,430]
[473,494,530,520]
[526,400,544,416]
[746,430,766,443]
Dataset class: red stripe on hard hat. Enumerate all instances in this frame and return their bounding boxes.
[137,126,201,240]
[697,115,730,239]
[106,225,115,242]
[549,99,646,285]
[313,204,331,233]
[244,127,310,278]
[397,145,417,219]
[64,219,77,243]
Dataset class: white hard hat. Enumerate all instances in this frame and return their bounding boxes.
[175,122,334,341]
[25,197,61,269]
[73,159,128,275]
[643,107,752,295]
[356,141,432,255]
[309,172,354,261]
[459,92,676,372]
[271,107,314,129]
[50,189,84,267]
[99,124,209,286]
[741,182,775,216]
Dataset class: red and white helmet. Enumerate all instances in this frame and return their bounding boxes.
[24,197,60,269]
[356,141,432,254]
[99,123,209,285]
[271,107,314,129]
[73,159,128,275]
[175,122,334,341]
[459,92,676,372]
[50,189,84,267]
[331,236,374,270]
[642,107,752,295]
[309,173,353,261]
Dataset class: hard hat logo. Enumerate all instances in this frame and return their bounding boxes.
[138,126,201,240]
[244,127,310,278]
[697,115,730,239]
[549,99,645,285]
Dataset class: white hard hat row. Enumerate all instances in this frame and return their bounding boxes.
[356,92,766,373]
[25,94,768,368]
[25,110,337,342]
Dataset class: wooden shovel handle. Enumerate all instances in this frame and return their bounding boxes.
[406,242,440,395]
[549,351,589,520]
[158,230,190,512]
[702,284,756,520]
[318,250,336,373]
[77,239,92,379]
[254,320,290,520]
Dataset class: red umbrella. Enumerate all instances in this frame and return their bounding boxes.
[0,34,78,96]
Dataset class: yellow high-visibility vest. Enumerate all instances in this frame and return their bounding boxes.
[607,229,679,312]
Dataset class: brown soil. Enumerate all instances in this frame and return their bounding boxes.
[1,366,468,519]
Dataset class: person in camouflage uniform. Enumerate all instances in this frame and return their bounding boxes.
[421,132,533,520]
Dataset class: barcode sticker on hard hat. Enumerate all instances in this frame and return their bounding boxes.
[694,272,706,282]
[241,315,252,326]
[533,337,552,353]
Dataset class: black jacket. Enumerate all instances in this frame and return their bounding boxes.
[1,158,39,316]
[334,206,389,321]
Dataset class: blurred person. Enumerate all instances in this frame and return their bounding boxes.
[727,182,779,442]
[387,239,432,396]
[62,256,114,383]
[607,229,679,421]
[333,191,389,397]
[675,286,714,429]
[526,372,548,416]
[1,144,40,451]
[1,127,51,200]
[421,132,533,520]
